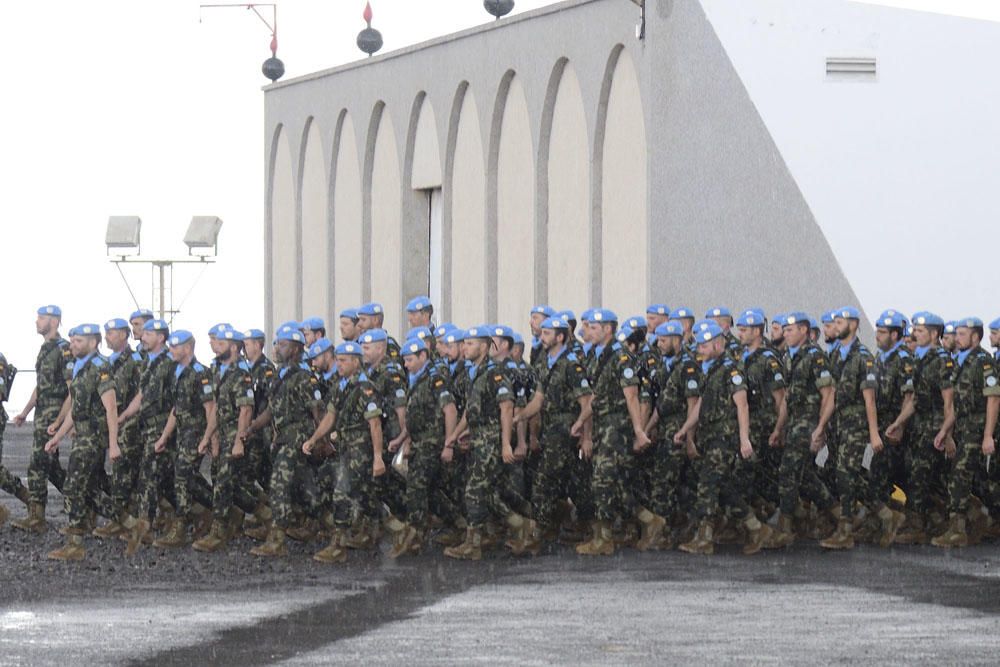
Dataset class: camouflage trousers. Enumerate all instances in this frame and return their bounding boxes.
[373,449,407,519]
[0,414,27,496]
[404,437,460,528]
[591,418,641,523]
[835,416,872,518]
[946,419,988,515]
[135,420,177,520]
[64,429,116,530]
[269,436,322,529]
[441,447,470,519]
[464,425,512,529]
[27,403,66,505]
[210,429,261,521]
[173,427,214,520]
[328,436,377,529]
[777,419,835,516]
[531,431,594,530]
[245,432,273,493]
[904,423,949,516]
[693,437,751,522]
[751,426,782,505]
[646,436,688,519]
[109,420,143,518]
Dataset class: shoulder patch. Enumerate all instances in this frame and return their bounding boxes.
[567,352,578,362]
[193,362,204,372]
[91,357,104,367]
[131,351,143,361]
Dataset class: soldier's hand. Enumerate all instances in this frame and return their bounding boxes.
[513,442,527,462]
[579,437,593,461]
[373,457,386,477]
[441,446,454,463]
[13,413,27,427]
[740,438,753,460]
[529,434,541,453]
[685,441,699,460]
[944,435,957,459]
[871,433,884,454]
[232,440,245,459]
[983,436,996,457]
[302,438,315,456]
[768,430,782,448]
[809,427,826,453]
[673,429,687,446]
[458,433,471,452]
[109,444,122,462]
[46,422,60,436]
[933,430,947,451]
[502,443,515,464]
[155,437,168,454]
[886,422,904,443]
[44,438,59,454]
[211,440,220,459]
[197,438,209,456]
[632,431,651,453]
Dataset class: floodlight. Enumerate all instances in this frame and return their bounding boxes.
[184,216,223,256]
[106,216,142,255]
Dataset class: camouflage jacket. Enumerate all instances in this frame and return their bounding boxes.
[0,352,14,406]
[784,343,835,426]
[249,354,276,419]
[875,342,914,431]
[326,370,381,449]
[405,363,454,443]
[654,351,702,439]
[464,359,513,431]
[68,353,115,437]
[834,338,878,425]
[911,345,954,432]
[367,357,407,440]
[952,347,1000,428]
[214,360,254,443]
[697,356,746,442]
[537,347,591,439]
[172,358,213,435]
[108,348,143,420]
[497,357,530,409]
[139,350,176,428]
[742,345,786,435]
[36,336,72,408]
[591,342,640,428]
[268,363,321,445]
[449,359,473,415]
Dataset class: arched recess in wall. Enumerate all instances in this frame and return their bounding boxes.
[596,46,648,316]
[364,101,403,337]
[444,82,486,326]
[538,58,590,314]
[488,69,535,329]
[332,109,364,318]
[298,117,329,324]
[269,124,297,330]
[401,92,441,320]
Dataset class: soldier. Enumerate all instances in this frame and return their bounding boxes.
[391,338,459,557]
[146,330,215,548]
[301,341,386,564]
[820,310,839,357]
[0,351,30,525]
[94,318,145,538]
[771,312,840,547]
[645,304,670,342]
[931,317,1000,547]
[515,317,594,551]
[942,321,958,356]
[990,318,1000,365]
[11,305,71,532]
[243,328,276,494]
[886,312,954,544]
[44,324,121,560]
[121,319,177,555]
[575,310,666,556]
[301,317,326,347]
[405,296,435,330]
[706,307,742,360]
[442,326,536,560]
[309,338,338,392]
[338,308,362,342]
[528,305,555,368]
[671,307,696,348]
[250,326,323,557]
[511,332,526,365]
[129,309,154,353]
[490,325,534,499]
[356,303,400,359]
[677,321,775,555]
[769,313,787,355]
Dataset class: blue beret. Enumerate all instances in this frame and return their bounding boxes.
[655,321,683,337]
[876,311,907,329]
[820,310,837,324]
[743,307,766,319]
[401,338,428,355]
[143,319,169,332]
[308,338,334,359]
[531,305,555,317]
[671,307,694,319]
[434,323,456,338]
[491,325,515,339]
[406,326,432,341]
[705,306,731,318]
[905,324,914,337]
[335,341,363,356]
[406,296,433,312]
[772,312,787,324]
[37,305,62,317]
[541,317,568,330]
[465,325,492,339]
[957,317,983,329]
[989,317,1000,331]
[782,312,810,326]
[357,302,383,316]
[647,304,670,316]
[359,328,388,344]
[71,323,101,337]
[243,328,266,340]
[301,317,325,331]
[275,326,305,343]
[736,311,765,327]
[129,308,154,320]
[834,306,860,320]
[512,332,524,345]
[104,318,130,332]
[276,320,301,332]
[809,317,819,329]
[443,329,466,344]
[615,324,634,342]
[208,323,233,337]
[623,315,647,330]
[339,308,359,321]
[591,309,617,323]
[944,321,958,334]
[555,310,576,322]
[218,328,245,342]
[911,312,944,327]
[693,321,724,342]
[168,330,193,346]
[580,308,596,323]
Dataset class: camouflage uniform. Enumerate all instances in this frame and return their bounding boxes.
[445,359,474,514]
[63,353,117,530]
[692,357,751,521]
[210,360,258,521]
[403,363,457,528]
[832,338,878,518]
[367,357,408,518]
[872,342,914,502]
[463,359,515,528]
[650,351,701,518]
[134,350,177,519]
[778,344,837,516]
[326,370,382,528]
[171,359,215,520]
[742,346,786,504]
[27,336,72,504]
[107,347,143,517]
[0,353,26,496]
[268,363,322,529]
[531,348,594,530]
[247,354,276,492]
[590,342,642,523]
[947,347,1000,515]
[907,346,953,516]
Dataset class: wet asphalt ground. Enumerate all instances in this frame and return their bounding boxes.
[2,428,1000,665]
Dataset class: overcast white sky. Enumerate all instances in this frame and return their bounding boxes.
[1,0,997,412]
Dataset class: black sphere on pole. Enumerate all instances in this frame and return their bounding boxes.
[357,2,383,57]
[262,56,285,82]
[484,0,515,19]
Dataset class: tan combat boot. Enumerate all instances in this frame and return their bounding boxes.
[575,521,615,556]
[250,526,289,557]
[743,516,777,555]
[877,505,906,548]
[894,512,928,545]
[635,507,668,552]
[770,514,796,548]
[443,526,483,560]
[245,504,273,541]
[383,514,407,554]
[14,485,30,507]
[505,513,540,556]
[679,519,714,555]
[152,517,189,548]
[820,518,855,550]
[11,502,47,533]
[434,517,467,547]
[192,520,229,553]
[389,524,420,559]
[931,513,968,548]
[93,518,126,539]
[285,518,319,543]
[313,529,348,564]
[48,533,86,561]
[226,508,245,540]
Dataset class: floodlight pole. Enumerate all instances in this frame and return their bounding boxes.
[110,255,215,324]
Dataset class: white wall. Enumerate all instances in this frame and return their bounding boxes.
[300,120,329,325]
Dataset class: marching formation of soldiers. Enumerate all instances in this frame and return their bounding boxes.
[1,299,999,563]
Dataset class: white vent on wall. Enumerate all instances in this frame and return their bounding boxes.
[826,56,877,80]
